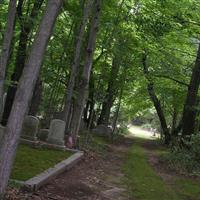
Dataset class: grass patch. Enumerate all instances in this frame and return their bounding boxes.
[123,138,200,200]
[174,179,200,200]
[123,144,179,200]
[11,145,72,181]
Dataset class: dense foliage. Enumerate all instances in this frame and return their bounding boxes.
[1,0,200,133]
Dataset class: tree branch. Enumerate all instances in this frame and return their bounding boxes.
[153,74,189,87]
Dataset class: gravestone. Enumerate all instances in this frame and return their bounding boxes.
[21,115,39,141]
[92,124,112,137]
[47,119,66,146]
[37,129,49,141]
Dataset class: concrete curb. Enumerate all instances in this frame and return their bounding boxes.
[22,151,84,191]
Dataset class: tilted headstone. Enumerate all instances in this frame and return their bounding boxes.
[47,119,66,146]
[37,129,49,141]
[21,115,39,141]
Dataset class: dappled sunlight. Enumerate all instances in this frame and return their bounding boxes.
[128,125,160,140]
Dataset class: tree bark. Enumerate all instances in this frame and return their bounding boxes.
[98,57,120,125]
[0,0,17,122]
[29,77,43,116]
[62,0,93,127]
[142,53,171,145]
[0,0,62,197]
[69,0,101,144]
[182,44,200,136]
[112,84,123,136]
[1,0,44,125]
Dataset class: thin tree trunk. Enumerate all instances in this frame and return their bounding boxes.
[69,0,101,144]
[0,0,17,122]
[62,0,93,126]
[112,85,123,136]
[0,1,62,197]
[1,0,44,125]
[182,44,200,136]
[171,105,177,135]
[87,72,95,128]
[142,53,171,145]
[29,77,43,116]
[98,57,120,125]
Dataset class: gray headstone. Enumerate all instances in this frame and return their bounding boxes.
[37,129,49,141]
[21,115,39,141]
[47,119,66,146]
[92,124,112,137]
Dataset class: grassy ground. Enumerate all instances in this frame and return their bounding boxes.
[11,145,72,181]
[123,127,200,200]
[123,143,179,200]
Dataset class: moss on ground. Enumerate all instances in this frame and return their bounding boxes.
[123,140,200,200]
[11,145,72,181]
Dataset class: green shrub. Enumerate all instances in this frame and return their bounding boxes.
[165,134,200,175]
[117,124,129,135]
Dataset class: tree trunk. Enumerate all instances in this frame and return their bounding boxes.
[0,0,62,197]
[142,53,171,145]
[98,57,120,125]
[87,74,95,128]
[112,85,123,136]
[29,77,43,116]
[1,0,44,125]
[171,105,177,135]
[0,0,17,122]
[69,0,101,144]
[62,0,93,127]
[182,44,200,136]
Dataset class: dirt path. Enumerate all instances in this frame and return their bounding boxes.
[7,138,133,200]
[7,127,200,200]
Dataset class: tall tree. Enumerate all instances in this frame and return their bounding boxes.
[142,53,171,144]
[62,0,93,129]
[1,0,44,125]
[182,43,200,137]
[0,0,62,197]
[98,57,120,125]
[69,0,101,145]
[0,0,17,121]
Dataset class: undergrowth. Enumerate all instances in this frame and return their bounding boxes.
[164,134,200,176]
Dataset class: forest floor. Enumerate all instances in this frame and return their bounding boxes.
[6,126,200,200]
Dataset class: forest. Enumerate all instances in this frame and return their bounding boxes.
[0,0,200,199]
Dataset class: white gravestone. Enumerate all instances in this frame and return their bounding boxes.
[47,119,66,146]
[21,115,39,141]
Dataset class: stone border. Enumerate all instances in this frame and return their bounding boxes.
[22,151,84,191]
